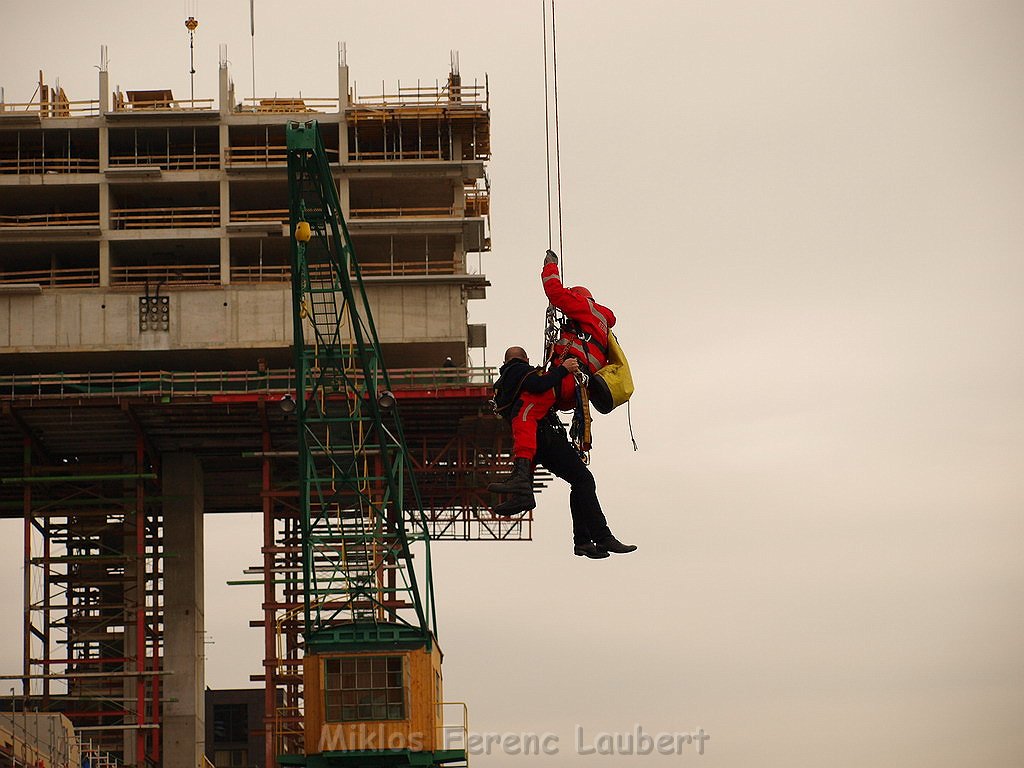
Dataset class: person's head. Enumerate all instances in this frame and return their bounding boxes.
[570,286,593,301]
[504,346,529,364]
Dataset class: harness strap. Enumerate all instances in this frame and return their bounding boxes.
[569,375,593,462]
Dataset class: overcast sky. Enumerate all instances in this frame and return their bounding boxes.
[2,2,1023,766]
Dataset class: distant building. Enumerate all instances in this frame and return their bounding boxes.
[205,689,267,768]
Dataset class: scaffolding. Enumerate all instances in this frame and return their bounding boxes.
[0,367,531,767]
[5,443,163,764]
[348,75,490,163]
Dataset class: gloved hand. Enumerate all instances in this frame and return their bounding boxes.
[543,249,558,266]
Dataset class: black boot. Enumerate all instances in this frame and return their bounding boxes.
[595,535,637,554]
[573,542,610,559]
[487,458,534,495]
[492,493,536,517]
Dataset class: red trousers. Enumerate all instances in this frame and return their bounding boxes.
[511,390,556,460]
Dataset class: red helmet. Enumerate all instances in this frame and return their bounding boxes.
[570,286,593,300]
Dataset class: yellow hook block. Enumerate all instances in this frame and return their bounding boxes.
[295,220,312,242]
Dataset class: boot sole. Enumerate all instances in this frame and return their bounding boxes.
[491,501,536,517]
[487,485,534,494]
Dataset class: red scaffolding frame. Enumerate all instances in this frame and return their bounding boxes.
[0,368,529,767]
[14,437,163,763]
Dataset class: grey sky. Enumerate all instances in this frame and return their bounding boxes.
[1,1,1023,765]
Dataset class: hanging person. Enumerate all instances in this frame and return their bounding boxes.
[488,345,636,559]
[489,247,612,492]
[488,346,579,499]
[541,249,616,410]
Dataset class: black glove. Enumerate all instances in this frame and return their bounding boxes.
[544,249,558,266]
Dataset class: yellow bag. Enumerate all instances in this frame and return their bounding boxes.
[588,331,634,414]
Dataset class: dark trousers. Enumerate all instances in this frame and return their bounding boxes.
[534,418,612,545]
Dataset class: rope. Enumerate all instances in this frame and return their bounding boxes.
[550,0,564,265]
[570,375,592,462]
[542,0,564,366]
[626,399,638,452]
[542,1,553,252]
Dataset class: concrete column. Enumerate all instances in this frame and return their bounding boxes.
[453,177,466,217]
[339,64,351,108]
[99,240,110,287]
[163,454,205,768]
[220,172,231,284]
[338,64,350,163]
[219,62,231,116]
[98,67,110,288]
[98,69,109,114]
[337,175,350,219]
[454,236,466,274]
[220,237,231,285]
[98,70,110,171]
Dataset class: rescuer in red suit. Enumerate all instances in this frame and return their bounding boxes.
[487,345,636,558]
[485,251,635,558]
[541,250,616,410]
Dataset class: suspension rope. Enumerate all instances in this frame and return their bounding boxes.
[550,0,564,265]
[542,1,553,252]
[542,0,564,366]
[541,0,565,269]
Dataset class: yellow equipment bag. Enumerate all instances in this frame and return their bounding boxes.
[588,331,634,414]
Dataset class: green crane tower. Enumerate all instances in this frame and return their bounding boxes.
[284,120,465,767]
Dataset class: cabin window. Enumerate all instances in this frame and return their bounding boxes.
[324,655,407,721]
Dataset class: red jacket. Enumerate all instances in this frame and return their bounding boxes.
[542,263,616,374]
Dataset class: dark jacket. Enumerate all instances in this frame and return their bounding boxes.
[493,358,570,422]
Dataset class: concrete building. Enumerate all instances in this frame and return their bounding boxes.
[205,689,268,768]
[0,52,489,373]
[0,52,524,768]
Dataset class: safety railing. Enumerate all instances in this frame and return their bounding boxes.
[0,366,497,399]
[237,97,340,113]
[225,145,340,165]
[109,263,219,287]
[230,258,459,283]
[0,99,100,117]
[0,266,99,288]
[108,152,219,170]
[349,205,455,218]
[110,206,219,229]
[347,148,447,162]
[229,205,470,221]
[0,211,100,228]
[230,208,288,223]
[352,82,488,109]
[436,702,470,763]
[225,145,287,164]
[77,737,120,768]
[0,156,100,174]
[465,190,489,218]
[111,97,215,112]
[273,704,305,758]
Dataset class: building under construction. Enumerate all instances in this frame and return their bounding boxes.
[0,49,529,768]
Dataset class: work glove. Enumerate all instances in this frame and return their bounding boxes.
[543,249,558,266]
